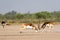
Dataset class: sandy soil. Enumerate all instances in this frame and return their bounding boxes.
[0,24,60,40]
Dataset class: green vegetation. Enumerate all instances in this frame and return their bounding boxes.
[0,10,60,23]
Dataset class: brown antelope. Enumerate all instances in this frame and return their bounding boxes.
[20,23,37,30]
[20,21,54,32]
[40,21,54,32]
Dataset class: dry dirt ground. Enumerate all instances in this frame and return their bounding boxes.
[0,24,60,40]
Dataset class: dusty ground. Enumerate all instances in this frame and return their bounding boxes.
[0,24,60,40]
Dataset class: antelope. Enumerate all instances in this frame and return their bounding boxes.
[40,21,54,32]
[20,21,54,32]
[20,23,37,30]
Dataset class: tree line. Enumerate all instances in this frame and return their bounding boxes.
[0,10,60,23]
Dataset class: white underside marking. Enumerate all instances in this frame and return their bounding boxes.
[26,25,33,29]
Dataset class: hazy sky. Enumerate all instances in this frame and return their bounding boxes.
[0,0,60,13]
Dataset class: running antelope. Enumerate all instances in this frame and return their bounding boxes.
[40,21,54,32]
[20,23,37,30]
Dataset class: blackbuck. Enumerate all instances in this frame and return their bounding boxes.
[20,21,54,32]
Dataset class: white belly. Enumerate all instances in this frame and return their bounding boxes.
[26,25,33,29]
